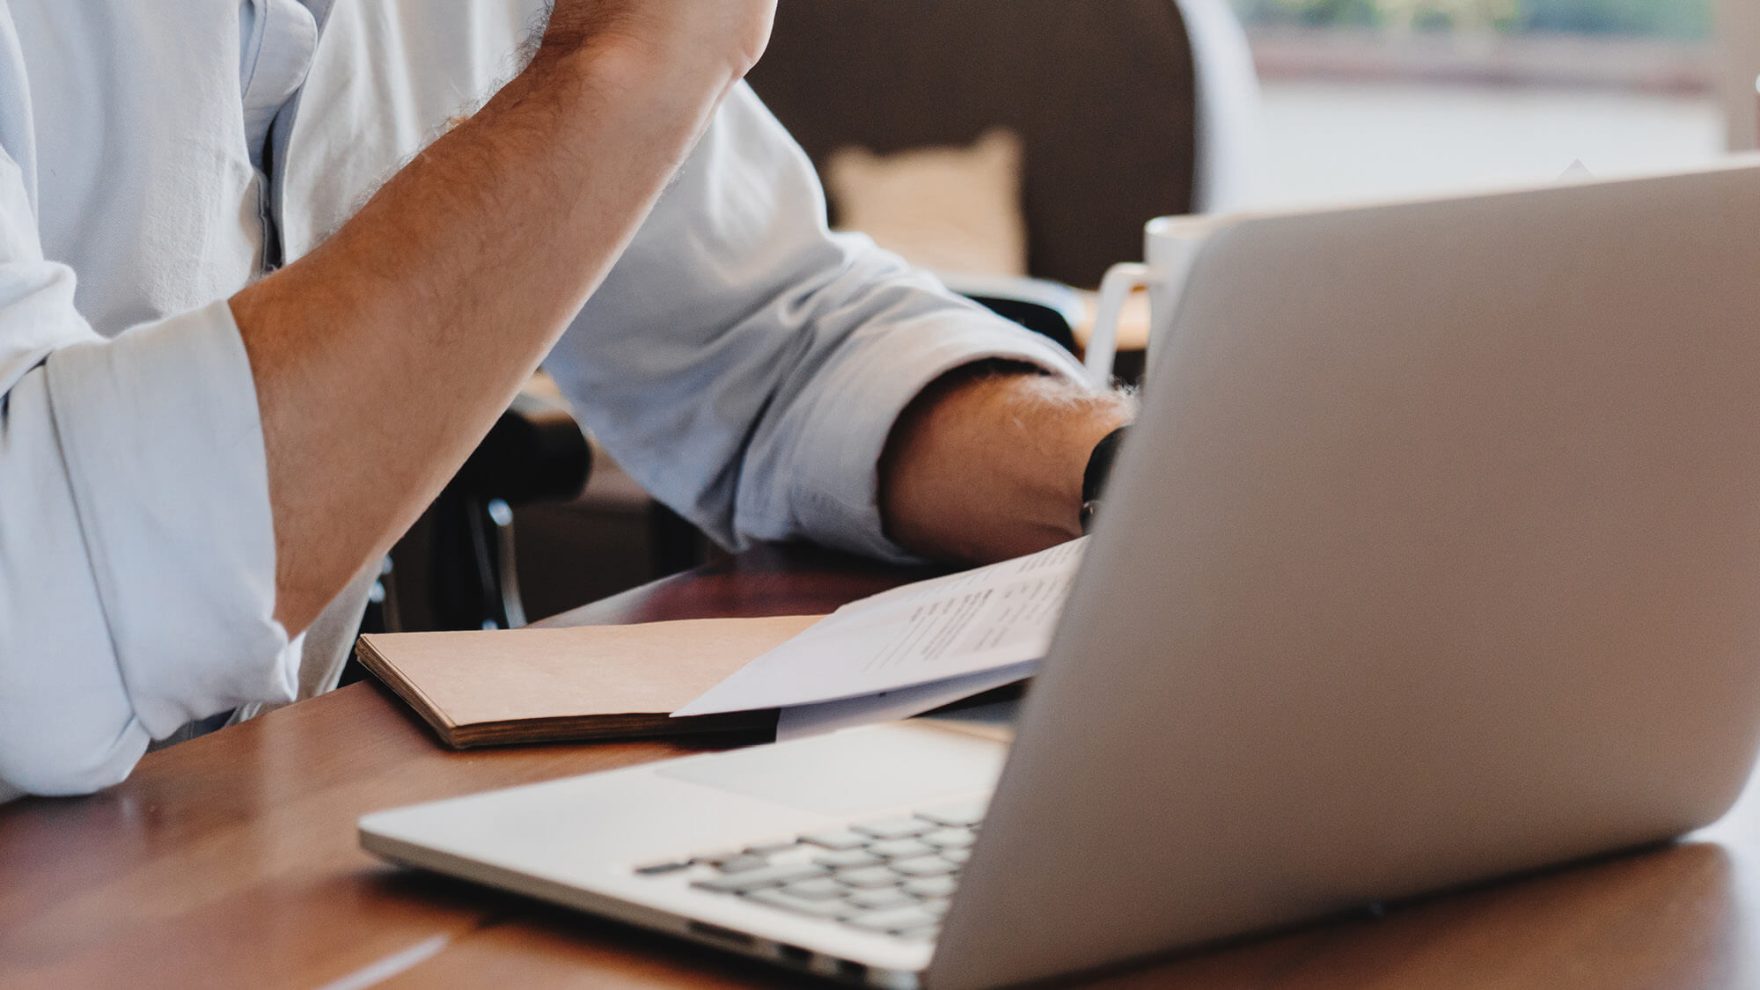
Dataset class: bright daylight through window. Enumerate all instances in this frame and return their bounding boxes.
[1228,0,1727,207]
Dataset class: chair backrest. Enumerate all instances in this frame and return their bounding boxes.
[748,0,1258,288]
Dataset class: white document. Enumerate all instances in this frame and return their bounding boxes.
[772,662,1035,742]
[674,539,1087,717]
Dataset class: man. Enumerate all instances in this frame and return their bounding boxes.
[0,0,1131,798]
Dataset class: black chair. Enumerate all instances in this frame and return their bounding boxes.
[388,0,1262,609]
[748,0,1259,289]
[362,386,592,636]
[638,0,1260,570]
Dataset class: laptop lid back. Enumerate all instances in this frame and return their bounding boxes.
[931,163,1760,989]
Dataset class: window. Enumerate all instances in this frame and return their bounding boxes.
[1234,0,1711,41]
[1227,0,1729,208]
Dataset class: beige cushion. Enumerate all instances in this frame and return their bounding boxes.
[826,129,1029,278]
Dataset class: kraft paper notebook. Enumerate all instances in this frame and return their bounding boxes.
[356,615,823,748]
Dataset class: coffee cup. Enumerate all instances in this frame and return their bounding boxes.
[1085,214,1233,386]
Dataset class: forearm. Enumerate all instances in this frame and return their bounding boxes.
[880,366,1135,564]
[232,15,765,632]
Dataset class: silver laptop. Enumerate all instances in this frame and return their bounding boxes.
[361,161,1760,989]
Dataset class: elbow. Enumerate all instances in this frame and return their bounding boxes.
[0,714,149,798]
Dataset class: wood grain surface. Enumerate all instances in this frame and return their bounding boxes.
[4,543,1758,989]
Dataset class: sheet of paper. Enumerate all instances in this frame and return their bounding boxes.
[674,538,1085,716]
[772,662,1035,742]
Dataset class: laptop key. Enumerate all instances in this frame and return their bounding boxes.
[940,849,972,866]
[692,863,827,895]
[633,858,693,876]
[834,866,904,889]
[760,846,819,868]
[852,818,932,840]
[848,888,915,911]
[814,849,883,870]
[903,876,958,899]
[845,905,942,934]
[865,838,936,860]
[802,829,868,851]
[891,856,956,878]
[744,888,849,919]
[898,925,940,942]
[921,828,975,850]
[712,855,770,874]
[780,877,847,901]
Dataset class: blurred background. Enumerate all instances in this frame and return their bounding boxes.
[1233,0,1747,206]
[381,0,1760,636]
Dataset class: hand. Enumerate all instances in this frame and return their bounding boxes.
[541,0,778,86]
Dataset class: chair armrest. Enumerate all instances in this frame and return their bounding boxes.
[937,272,1085,355]
[412,387,593,632]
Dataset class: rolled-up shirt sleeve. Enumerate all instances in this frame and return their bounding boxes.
[544,85,1089,563]
[0,150,295,796]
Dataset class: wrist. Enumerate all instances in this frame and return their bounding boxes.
[1079,426,1132,534]
[880,363,1133,562]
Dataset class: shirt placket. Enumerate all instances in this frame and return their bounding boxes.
[240,0,319,272]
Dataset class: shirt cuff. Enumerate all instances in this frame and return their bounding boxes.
[782,317,1090,564]
[44,300,296,738]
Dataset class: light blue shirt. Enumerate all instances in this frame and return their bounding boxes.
[0,0,1083,797]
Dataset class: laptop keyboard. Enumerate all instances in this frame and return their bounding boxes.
[633,800,987,943]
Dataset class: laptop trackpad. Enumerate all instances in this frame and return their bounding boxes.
[658,725,1007,817]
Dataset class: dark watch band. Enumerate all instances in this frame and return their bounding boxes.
[1079,426,1131,534]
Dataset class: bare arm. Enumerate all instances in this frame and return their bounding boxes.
[231,1,776,633]
[881,366,1135,564]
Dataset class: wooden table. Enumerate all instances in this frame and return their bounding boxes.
[5,545,1760,989]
